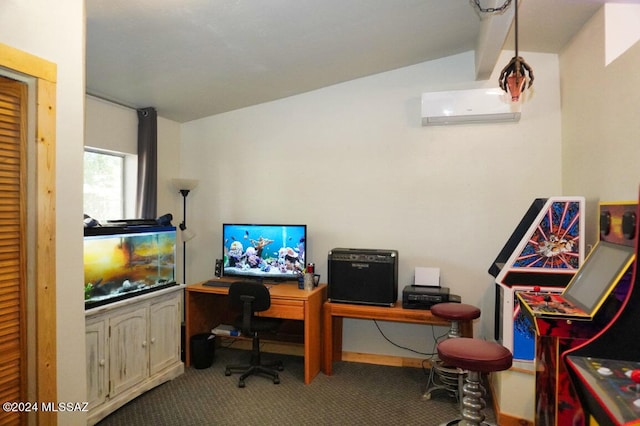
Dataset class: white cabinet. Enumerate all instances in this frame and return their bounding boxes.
[149,296,181,375]
[86,317,108,408]
[86,285,184,425]
[109,305,149,396]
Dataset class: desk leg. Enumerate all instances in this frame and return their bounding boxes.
[461,320,473,338]
[332,317,343,361]
[322,304,332,375]
[185,291,193,368]
[304,291,323,385]
[184,291,228,368]
[322,305,343,376]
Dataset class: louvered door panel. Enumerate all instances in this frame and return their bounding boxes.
[0,77,27,426]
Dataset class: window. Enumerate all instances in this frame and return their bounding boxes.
[84,149,130,222]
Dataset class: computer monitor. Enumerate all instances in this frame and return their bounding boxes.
[222,223,307,282]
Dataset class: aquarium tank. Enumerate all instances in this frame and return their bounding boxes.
[84,225,177,309]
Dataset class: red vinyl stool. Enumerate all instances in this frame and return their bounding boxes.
[437,337,513,426]
[432,303,481,338]
[423,303,481,401]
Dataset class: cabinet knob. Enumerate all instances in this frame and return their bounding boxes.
[151,337,156,344]
[99,359,105,366]
[142,341,147,348]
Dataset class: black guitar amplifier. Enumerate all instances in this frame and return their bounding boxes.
[328,248,398,306]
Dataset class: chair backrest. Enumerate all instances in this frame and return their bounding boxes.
[228,281,271,312]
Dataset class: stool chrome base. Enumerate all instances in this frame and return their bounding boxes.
[422,359,465,402]
[440,421,494,426]
[438,371,495,426]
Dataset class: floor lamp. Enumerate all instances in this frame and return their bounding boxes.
[172,178,198,284]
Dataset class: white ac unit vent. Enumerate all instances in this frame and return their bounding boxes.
[421,88,521,126]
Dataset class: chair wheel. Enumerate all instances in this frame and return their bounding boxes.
[277,365,284,371]
[273,377,280,384]
[238,380,245,388]
[225,369,231,376]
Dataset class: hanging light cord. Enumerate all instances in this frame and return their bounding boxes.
[493,0,533,99]
[472,0,513,14]
[514,0,519,57]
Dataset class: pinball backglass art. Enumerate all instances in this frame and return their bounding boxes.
[491,197,585,361]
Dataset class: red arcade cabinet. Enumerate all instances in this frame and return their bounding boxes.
[563,199,640,426]
[517,201,637,425]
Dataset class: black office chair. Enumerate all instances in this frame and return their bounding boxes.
[224,281,284,387]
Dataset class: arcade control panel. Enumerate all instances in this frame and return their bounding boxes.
[566,355,640,424]
[517,286,583,318]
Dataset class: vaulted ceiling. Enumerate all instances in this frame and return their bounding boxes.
[86,0,620,123]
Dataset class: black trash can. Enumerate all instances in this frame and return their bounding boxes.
[190,333,215,369]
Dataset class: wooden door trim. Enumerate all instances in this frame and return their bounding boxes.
[0,42,57,425]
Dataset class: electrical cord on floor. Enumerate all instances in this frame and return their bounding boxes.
[431,325,449,354]
[372,319,448,358]
[218,336,240,349]
[421,326,449,376]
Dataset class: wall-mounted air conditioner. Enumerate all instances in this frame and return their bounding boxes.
[421,88,521,126]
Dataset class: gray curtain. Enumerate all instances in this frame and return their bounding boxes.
[136,107,157,219]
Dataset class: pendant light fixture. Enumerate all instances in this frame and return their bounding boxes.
[496,0,534,101]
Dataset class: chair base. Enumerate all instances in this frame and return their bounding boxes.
[225,361,284,388]
[224,331,284,387]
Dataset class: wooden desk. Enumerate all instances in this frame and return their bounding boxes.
[185,279,327,384]
[321,301,473,375]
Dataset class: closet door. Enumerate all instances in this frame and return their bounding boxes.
[0,76,27,425]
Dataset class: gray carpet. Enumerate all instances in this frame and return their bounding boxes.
[97,347,495,426]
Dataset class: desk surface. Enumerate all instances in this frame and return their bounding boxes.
[323,301,453,325]
[187,279,325,300]
[322,301,473,375]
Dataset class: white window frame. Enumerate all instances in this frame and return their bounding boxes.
[84,147,137,222]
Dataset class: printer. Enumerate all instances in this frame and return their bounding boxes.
[402,285,461,309]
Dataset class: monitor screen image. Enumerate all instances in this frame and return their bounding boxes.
[222,223,307,281]
[564,240,635,314]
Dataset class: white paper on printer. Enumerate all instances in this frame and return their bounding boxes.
[414,267,440,286]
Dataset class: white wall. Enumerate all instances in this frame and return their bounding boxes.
[0,1,86,424]
[180,49,563,355]
[84,96,181,220]
[157,117,183,220]
[561,5,640,245]
[85,96,138,154]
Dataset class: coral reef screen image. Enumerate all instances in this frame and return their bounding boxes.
[223,223,306,280]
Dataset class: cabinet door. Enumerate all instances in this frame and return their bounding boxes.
[149,293,181,375]
[86,317,108,408]
[109,305,149,396]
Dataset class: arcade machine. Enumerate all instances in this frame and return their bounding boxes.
[517,201,637,426]
[563,200,640,426]
[489,197,585,361]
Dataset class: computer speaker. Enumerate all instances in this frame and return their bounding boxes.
[214,259,223,277]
